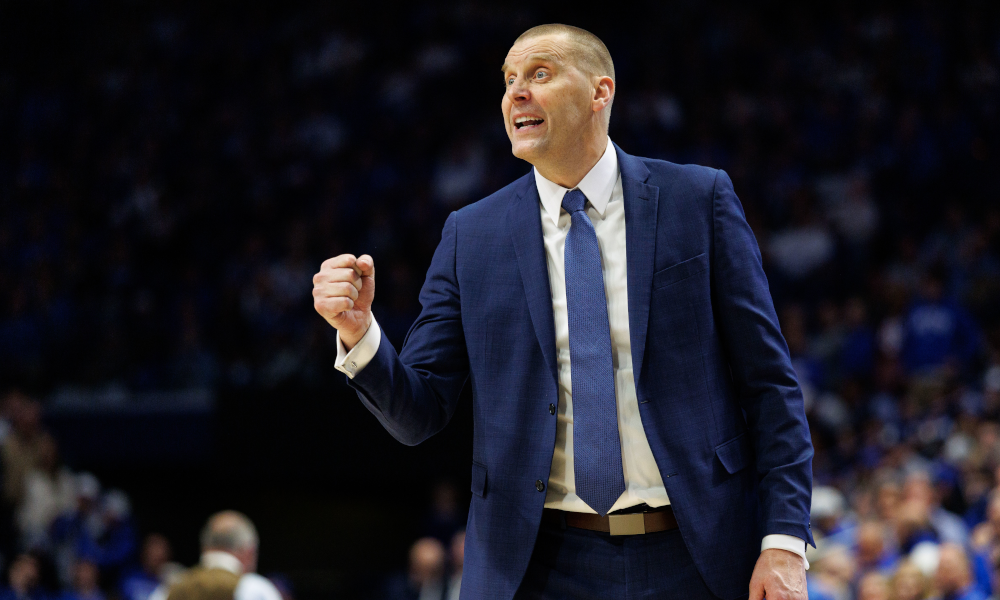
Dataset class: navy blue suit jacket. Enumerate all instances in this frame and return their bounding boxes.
[348,144,815,600]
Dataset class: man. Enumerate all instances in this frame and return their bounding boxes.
[119,534,173,600]
[313,24,814,600]
[932,544,987,600]
[382,537,450,600]
[151,511,281,600]
[0,554,47,600]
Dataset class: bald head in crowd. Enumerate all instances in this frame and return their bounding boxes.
[935,543,973,595]
[201,511,260,574]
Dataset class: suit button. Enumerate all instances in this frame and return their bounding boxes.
[535,479,545,492]
[548,403,556,415]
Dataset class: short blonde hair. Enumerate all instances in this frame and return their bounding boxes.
[514,24,615,82]
[514,24,615,128]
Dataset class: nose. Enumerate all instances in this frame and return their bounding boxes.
[506,75,530,103]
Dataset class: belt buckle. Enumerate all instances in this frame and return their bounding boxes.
[608,513,645,536]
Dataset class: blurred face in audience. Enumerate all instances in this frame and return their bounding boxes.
[935,544,971,593]
[892,561,927,600]
[903,472,935,507]
[501,33,612,184]
[856,522,886,566]
[987,492,1000,529]
[858,572,890,600]
[142,534,172,574]
[876,482,901,520]
[73,560,99,593]
[894,499,932,545]
[816,546,856,586]
[409,537,445,586]
[9,555,40,593]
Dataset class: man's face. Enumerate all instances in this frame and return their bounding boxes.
[501,33,595,166]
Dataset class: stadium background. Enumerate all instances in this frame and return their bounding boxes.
[1,0,999,598]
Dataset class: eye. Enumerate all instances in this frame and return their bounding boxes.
[534,70,548,80]
[506,76,515,86]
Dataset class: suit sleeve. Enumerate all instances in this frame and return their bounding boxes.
[710,169,815,548]
[346,211,469,446]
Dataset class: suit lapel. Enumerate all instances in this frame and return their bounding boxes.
[507,174,559,385]
[615,144,659,388]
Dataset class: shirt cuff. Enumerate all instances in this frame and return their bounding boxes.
[761,534,809,570]
[334,314,381,379]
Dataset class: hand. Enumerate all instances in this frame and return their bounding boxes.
[749,548,806,600]
[313,254,375,349]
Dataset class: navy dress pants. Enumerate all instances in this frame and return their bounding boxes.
[514,514,723,600]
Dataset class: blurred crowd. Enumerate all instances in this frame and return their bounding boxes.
[0,392,300,600]
[0,391,180,600]
[2,0,1000,598]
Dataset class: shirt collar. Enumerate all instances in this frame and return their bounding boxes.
[534,136,618,221]
[201,551,243,575]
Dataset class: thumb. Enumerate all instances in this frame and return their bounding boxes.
[749,578,765,600]
[356,254,375,279]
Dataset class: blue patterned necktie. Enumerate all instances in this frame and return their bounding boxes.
[561,188,625,516]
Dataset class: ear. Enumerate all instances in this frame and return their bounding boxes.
[592,75,614,114]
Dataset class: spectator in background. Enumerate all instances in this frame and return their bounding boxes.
[859,571,892,600]
[58,560,104,600]
[904,471,970,546]
[1,394,57,571]
[16,436,75,552]
[77,490,137,586]
[856,520,899,578]
[419,481,464,547]
[0,554,49,600]
[812,486,852,542]
[840,297,877,381]
[119,534,172,600]
[151,510,281,600]
[892,559,931,600]
[51,474,102,588]
[381,537,447,600]
[901,266,982,378]
[972,490,1000,572]
[894,499,939,555]
[806,544,855,600]
[446,531,464,600]
[933,544,987,600]
[1,394,56,510]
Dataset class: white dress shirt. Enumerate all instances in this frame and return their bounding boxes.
[335,137,808,567]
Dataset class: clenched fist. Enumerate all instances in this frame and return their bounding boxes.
[313,254,375,349]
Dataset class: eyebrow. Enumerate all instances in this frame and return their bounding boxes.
[500,53,561,74]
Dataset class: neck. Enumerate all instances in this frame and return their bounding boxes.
[533,133,607,189]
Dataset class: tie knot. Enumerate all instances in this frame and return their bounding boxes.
[561,189,588,214]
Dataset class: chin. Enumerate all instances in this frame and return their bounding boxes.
[511,138,545,162]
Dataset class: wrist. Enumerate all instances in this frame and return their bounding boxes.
[762,547,804,561]
[340,315,372,350]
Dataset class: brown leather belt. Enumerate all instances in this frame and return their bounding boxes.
[542,505,678,536]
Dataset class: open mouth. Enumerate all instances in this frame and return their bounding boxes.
[514,116,545,130]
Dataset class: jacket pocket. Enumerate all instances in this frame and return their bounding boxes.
[715,431,754,474]
[652,253,708,290]
[471,461,488,497]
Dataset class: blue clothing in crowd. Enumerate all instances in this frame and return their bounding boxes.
[902,298,981,375]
